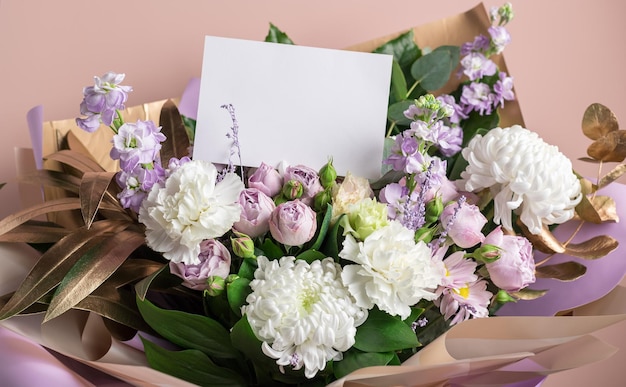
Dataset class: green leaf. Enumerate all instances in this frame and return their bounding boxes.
[389,59,408,103]
[309,204,333,251]
[258,238,284,259]
[319,214,345,259]
[461,111,500,147]
[237,258,258,281]
[227,277,251,317]
[373,30,421,75]
[141,337,247,387]
[333,349,395,380]
[136,296,239,359]
[181,115,197,145]
[387,100,414,126]
[354,308,419,352]
[265,23,294,44]
[231,317,277,386]
[295,249,326,264]
[134,265,168,301]
[410,45,460,91]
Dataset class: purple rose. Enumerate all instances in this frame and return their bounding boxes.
[269,200,317,246]
[283,165,323,206]
[233,188,276,238]
[169,239,231,291]
[248,162,283,198]
[441,201,487,248]
[484,226,535,292]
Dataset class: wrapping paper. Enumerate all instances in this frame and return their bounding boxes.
[2,2,623,386]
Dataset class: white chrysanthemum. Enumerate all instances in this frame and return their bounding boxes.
[339,221,445,320]
[139,160,244,264]
[242,256,367,379]
[459,125,582,234]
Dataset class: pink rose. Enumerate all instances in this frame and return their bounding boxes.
[233,188,276,238]
[283,165,323,206]
[169,239,231,291]
[269,200,317,246]
[484,226,535,292]
[248,162,283,198]
[441,201,487,248]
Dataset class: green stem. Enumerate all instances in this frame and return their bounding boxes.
[406,80,420,99]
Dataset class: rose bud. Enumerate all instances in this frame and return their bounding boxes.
[231,230,256,259]
[205,276,226,297]
[269,200,317,246]
[283,165,323,206]
[440,200,487,248]
[319,158,338,189]
[248,162,283,198]
[233,188,275,238]
[282,179,304,200]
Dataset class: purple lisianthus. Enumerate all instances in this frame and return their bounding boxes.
[248,162,283,198]
[76,72,132,132]
[460,52,497,81]
[169,239,231,291]
[283,165,323,206]
[110,120,166,171]
[488,26,511,54]
[460,82,495,116]
[233,188,276,238]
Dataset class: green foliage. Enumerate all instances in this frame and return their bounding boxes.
[354,308,419,352]
[265,23,295,44]
[333,349,395,379]
[226,277,251,317]
[410,45,460,91]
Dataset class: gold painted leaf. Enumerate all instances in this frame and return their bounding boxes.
[582,103,619,140]
[65,130,100,161]
[79,171,116,229]
[535,261,587,281]
[0,220,69,243]
[0,220,128,320]
[508,288,548,300]
[75,290,151,335]
[598,164,626,189]
[516,219,565,254]
[43,229,146,322]
[575,195,618,224]
[564,234,619,259]
[18,169,81,193]
[0,197,81,236]
[159,99,191,163]
[586,130,626,162]
[45,149,106,175]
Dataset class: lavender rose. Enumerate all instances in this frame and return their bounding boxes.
[248,162,283,198]
[484,226,535,292]
[269,200,317,246]
[441,200,487,248]
[233,188,276,238]
[283,165,323,206]
[169,239,231,291]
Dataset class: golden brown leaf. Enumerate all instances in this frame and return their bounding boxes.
[575,195,619,224]
[65,130,99,161]
[564,234,619,259]
[582,103,619,140]
[578,177,596,195]
[0,220,129,320]
[516,219,565,254]
[598,164,626,189]
[43,229,147,322]
[0,220,69,243]
[586,130,626,162]
[75,290,151,335]
[159,99,191,163]
[535,261,587,281]
[80,171,116,229]
[508,288,548,300]
[45,149,106,174]
[0,197,81,236]
[18,169,81,193]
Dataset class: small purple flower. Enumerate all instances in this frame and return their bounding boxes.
[460,34,491,55]
[460,52,497,81]
[460,82,495,116]
[493,72,515,107]
[384,133,428,174]
[431,124,463,157]
[488,26,511,54]
[169,239,231,291]
[436,94,467,124]
[75,72,132,131]
[248,162,283,198]
[110,120,166,170]
[115,162,165,212]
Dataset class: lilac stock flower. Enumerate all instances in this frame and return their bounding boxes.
[76,72,132,132]
[460,34,490,55]
[428,123,463,157]
[436,94,467,125]
[488,26,511,54]
[116,162,166,212]
[493,72,515,108]
[110,120,166,170]
[384,133,428,174]
[460,52,497,81]
[461,82,495,115]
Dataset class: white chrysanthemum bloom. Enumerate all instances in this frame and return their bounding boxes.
[242,256,367,379]
[459,125,582,234]
[139,160,244,265]
[340,221,445,320]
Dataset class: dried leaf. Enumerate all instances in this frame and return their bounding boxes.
[18,169,81,193]
[80,171,116,228]
[0,197,81,236]
[45,149,106,174]
[564,234,619,259]
[598,164,626,189]
[43,229,146,322]
[516,219,565,254]
[65,131,99,161]
[578,177,596,195]
[575,195,619,224]
[159,99,191,163]
[0,220,128,320]
[0,220,69,243]
[582,103,619,140]
[535,261,587,281]
[586,130,626,162]
[75,290,151,334]
[508,288,548,300]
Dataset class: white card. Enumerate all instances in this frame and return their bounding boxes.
[193,35,392,179]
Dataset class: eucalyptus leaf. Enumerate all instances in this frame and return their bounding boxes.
[137,296,240,359]
[44,229,146,322]
[410,45,460,91]
[389,59,408,103]
[373,30,421,74]
[265,23,294,44]
[535,261,587,281]
[387,100,415,126]
[333,349,395,380]
[354,308,419,352]
[141,338,247,387]
[18,169,81,194]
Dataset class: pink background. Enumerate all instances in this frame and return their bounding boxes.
[1,0,625,385]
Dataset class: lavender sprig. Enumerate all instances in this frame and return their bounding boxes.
[220,104,244,181]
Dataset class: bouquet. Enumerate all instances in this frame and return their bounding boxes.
[0,3,623,386]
